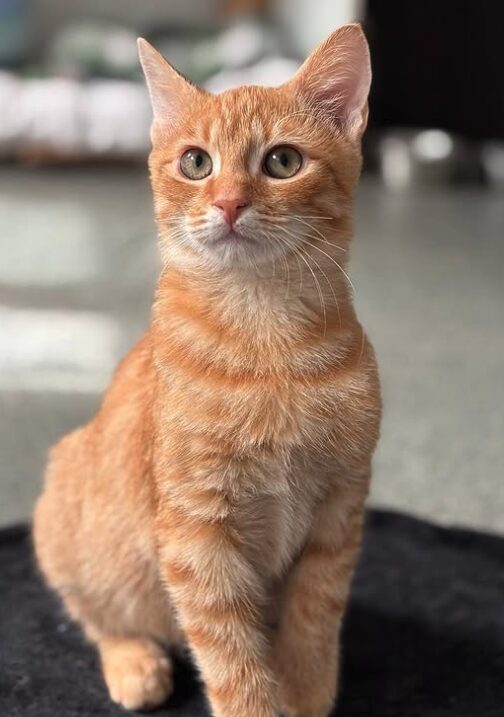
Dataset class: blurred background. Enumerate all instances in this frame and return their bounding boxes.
[0,0,503,531]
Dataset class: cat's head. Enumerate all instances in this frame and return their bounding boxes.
[139,24,371,272]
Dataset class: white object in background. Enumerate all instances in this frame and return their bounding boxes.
[84,81,151,156]
[0,72,24,149]
[18,77,83,155]
[216,18,274,68]
[481,143,504,188]
[273,0,364,56]
[379,135,414,192]
[205,56,300,93]
[0,72,151,159]
[412,130,454,163]
[378,130,459,192]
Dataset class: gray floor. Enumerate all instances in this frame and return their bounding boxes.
[1,166,503,532]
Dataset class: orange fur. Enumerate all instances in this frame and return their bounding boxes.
[34,24,381,717]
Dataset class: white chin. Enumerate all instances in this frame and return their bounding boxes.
[204,235,272,268]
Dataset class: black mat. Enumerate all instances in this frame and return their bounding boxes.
[1,510,503,716]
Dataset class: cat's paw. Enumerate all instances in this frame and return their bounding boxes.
[274,645,336,717]
[280,706,333,717]
[101,637,173,711]
[278,682,334,717]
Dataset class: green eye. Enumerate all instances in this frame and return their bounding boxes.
[263,145,302,179]
[180,148,213,180]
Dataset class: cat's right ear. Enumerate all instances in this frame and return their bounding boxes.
[137,38,199,129]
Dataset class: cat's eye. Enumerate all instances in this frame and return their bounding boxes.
[180,148,213,180]
[263,145,302,179]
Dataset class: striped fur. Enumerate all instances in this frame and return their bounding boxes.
[34,24,381,717]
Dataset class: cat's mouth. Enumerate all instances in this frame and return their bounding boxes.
[209,227,257,245]
[190,216,275,266]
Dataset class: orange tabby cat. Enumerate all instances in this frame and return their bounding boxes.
[34,24,381,717]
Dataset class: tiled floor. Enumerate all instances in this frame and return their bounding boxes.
[1,166,503,531]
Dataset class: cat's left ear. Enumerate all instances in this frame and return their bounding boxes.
[137,38,202,129]
[285,24,371,139]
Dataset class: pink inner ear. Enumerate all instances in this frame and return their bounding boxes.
[291,25,372,137]
[320,69,369,130]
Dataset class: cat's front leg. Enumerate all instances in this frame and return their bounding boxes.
[157,498,279,717]
[274,481,368,717]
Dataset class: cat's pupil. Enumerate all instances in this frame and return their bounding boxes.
[195,154,203,168]
[280,153,289,167]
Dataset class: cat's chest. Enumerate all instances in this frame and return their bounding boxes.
[232,459,325,580]
[162,361,334,454]
[157,356,345,578]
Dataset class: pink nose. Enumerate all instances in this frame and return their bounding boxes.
[213,198,250,227]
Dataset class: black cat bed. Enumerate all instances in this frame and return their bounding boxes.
[1,510,504,716]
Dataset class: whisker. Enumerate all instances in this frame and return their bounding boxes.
[298,245,341,328]
[270,232,310,307]
[289,216,329,243]
[296,231,347,253]
[275,215,346,252]
[262,229,290,295]
[273,223,341,328]
[303,239,356,296]
[296,246,328,336]
[273,225,327,334]
[272,217,355,296]
[291,214,337,221]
